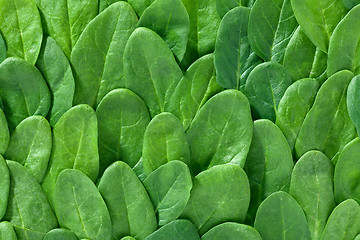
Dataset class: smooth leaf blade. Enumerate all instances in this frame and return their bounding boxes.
[0,108,9,155]
[202,222,262,240]
[145,220,200,240]
[0,155,9,220]
[347,75,360,136]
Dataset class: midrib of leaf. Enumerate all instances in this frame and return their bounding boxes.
[72,117,86,170]
[155,174,181,212]
[318,0,332,40]
[24,120,41,167]
[270,0,287,55]
[120,170,132,236]
[71,186,89,238]
[65,0,72,50]
[12,0,26,60]
[69,0,92,47]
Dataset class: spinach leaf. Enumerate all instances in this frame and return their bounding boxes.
[254,191,312,240]
[0,155,9,220]
[43,229,79,240]
[215,0,241,18]
[133,157,147,181]
[4,161,58,240]
[35,0,98,58]
[334,138,360,204]
[180,0,221,69]
[36,37,75,127]
[143,161,192,226]
[53,169,112,240]
[128,0,154,16]
[97,89,150,173]
[181,164,250,235]
[343,0,360,9]
[283,27,327,84]
[347,75,360,135]
[320,199,360,240]
[0,58,51,131]
[138,0,189,62]
[164,54,222,130]
[99,0,119,11]
[291,0,346,53]
[248,0,298,63]
[143,112,190,174]
[0,221,16,240]
[145,220,200,240]
[0,0,42,65]
[186,90,253,175]
[72,2,138,107]
[276,78,319,151]
[42,104,99,206]
[0,108,9,155]
[98,161,157,240]
[294,70,357,164]
[327,4,360,76]
[4,116,52,183]
[124,27,183,117]
[202,222,262,240]
[244,119,294,224]
[244,62,293,122]
[290,151,335,240]
[122,237,136,240]
[214,6,262,89]
[0,33,6,63]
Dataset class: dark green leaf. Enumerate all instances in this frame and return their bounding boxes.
[143,112,190,174]
[128,0,154,16]
[43,229,79,240]
[0,33,6,63]
[98,161,157,240]
[343,0,360,9]
[0,155,9,220]
[0,108,9,155]
[186,90,253,175]
[145,220,200,240]
[215,0,240,18]
[181,164,250,235]
[0,221,16,240]
[347,75,360,135]
[202,222,262,240]
[4,116,51,183]
[97,89,150,173]
[0,58,51,130]
[54,169,112,240]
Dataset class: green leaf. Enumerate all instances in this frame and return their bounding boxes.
[42,105,99,206]
[121,237,136,240]
[72,2,138,107]
[320,199,360,240]
[254,191,312,240]
[248,0,298,63]
[290,151,335,240]
[294,70,357,164]
[99,0,119,12]
[143,112,190,175]
[4,116,52,183]
[186,89,253,175]
[35,0,98,58]
[244,119,294,224]
[4,161,58,240]
[143,161,192,226]
[164,54,222,130]
[0,221,17,240]
[124,27,183,117]
[0,33,6,63]
[36,36,75,127]
[201,222,262,240]
[98,161,157,240]
[244,62,293,122]
[347,75,360,136]
[180,0,221,68]
[0,108,9,155]
[145,220,200,240]
[343,0,360,9]
[0,58,51,130]
[128,0,154,16]
[0,0,42,64]
[97,89,150,174]
[181,164,250,235]
[334,138,360,204]
[291,0,346,53]
[215,0,241,18]
[276,78,319,151]
[328,4,360,77]
[43,229,79,240]
[0,155,9,220]
[283,27,327,84]
[54,169,112,240]
[138,0,189,62]
[214,6,262,89]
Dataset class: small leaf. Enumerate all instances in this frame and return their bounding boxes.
[145,220,200,240]
[43,228,79,240]
[347,75,360,136]
[202,222,262,240]
[0,108,9,155]
[0,221,17,240]
[0,155,9,220]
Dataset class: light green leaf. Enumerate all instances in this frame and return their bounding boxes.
[124,27,183,117]
[202,222,262,240]
[0,155,9,220]
[98,161,157,240]
[72,2,138,107]
[181,164,250,235]
[143,112,190,174]
[145,220,200,240]
[4,116,52,183]
[186,90,253,175]
[0,108,9,155]
[97,89,150,174]
[347,75,360,135]
[0,33,6,63]
[54,169,112,240]
[215,0,241,18]
[43,228,79,240]
[0,221,17,240]
[143,161,192,226]
[128,0,154,16]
